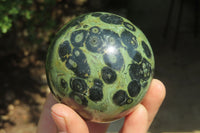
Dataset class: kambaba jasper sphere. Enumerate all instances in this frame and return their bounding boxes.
[46,12,155,122]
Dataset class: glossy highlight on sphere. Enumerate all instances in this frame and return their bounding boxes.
[46,12,155,122]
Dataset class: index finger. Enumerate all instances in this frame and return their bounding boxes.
[141,79,166,127]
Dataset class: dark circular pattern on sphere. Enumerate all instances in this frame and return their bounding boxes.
[93,79,103,87]
[89,79,104,102]
[89,87,103,101]
[69,92,88,106]
[86,34,103,53]
[57,78,68,96]
[58,41,71,62]
[100,14,123,25]
[46,12,155,123]
[121,30,138,48]
[113,90,132,106]
[123,22,136,32]
[66,48,90,78]
[129,58,152,81]
[132,51,142,63]
[101,67,117,84]
[103,50,124,70]
[61,78,68,89]
[101,29,121,47]
[90,26,101,34]
[72,48,87,63]
[71,30,87,47]
[70,78,87,93]
[142,41,152,59]
[128,80,141,97]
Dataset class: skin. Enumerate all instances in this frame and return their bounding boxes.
[37,79,166,133]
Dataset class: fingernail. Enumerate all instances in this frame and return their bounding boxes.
[51,111,67,133]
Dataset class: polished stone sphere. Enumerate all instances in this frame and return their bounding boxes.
[46,12,155,122]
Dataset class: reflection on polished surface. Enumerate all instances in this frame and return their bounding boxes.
[105,46,117,55]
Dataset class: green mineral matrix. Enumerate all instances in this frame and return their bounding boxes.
[46,12,155,123]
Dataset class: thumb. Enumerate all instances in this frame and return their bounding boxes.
[51,103,89,133]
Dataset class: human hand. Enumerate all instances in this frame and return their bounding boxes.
[37,79,166,133]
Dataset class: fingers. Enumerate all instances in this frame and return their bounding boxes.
[51,104,110,133]
[119,104,148,133]
[38,93,109,133]
[37,93,58,133]
[51,103,89,133]
[141,79,166,127]
[38,94,89,133]
[120,79,166,133]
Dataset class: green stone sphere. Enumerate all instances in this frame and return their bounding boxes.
[46,12,155,122]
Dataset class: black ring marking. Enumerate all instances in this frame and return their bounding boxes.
[128,80,141,97]
[93,78,103,87]
[141,41,152,58]
[123,22,136,32]
[101,67,117,84]
[56,78,68,96]
[70,78,87,94]
[100,14,123,25]
[58,40,71,62]
[61,78,68,89]
[90,26,101,34]
[71,30,87,47]
[113,90,131,106]
[69,92,88,106]
[86,34,104,53]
